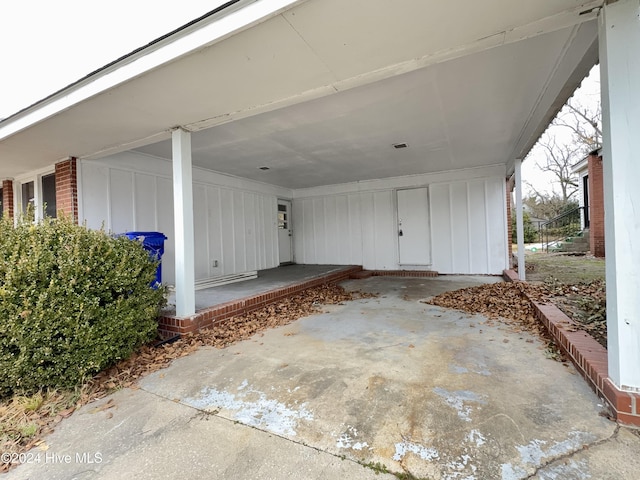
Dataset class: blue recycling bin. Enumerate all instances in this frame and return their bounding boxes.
[124,231,168,288]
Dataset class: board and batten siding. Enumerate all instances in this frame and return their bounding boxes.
[293,166,508,274]
[79,152,290,285]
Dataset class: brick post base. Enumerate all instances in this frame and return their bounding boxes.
[2,180,14,219]
[588,154,605,257]
[55,157,78,223]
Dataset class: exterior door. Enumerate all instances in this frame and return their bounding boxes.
[397,187,431,265]
[277,200,293,264]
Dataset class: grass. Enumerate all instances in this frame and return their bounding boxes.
[360,460,426,479]
[0,389,82,470]
[522,251,605,284]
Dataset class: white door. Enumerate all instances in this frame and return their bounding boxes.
[397,187,431,265]
[277,200,293,264]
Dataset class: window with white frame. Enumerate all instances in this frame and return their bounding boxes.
[16,170,57,220]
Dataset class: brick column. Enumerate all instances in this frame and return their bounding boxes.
[588,153,605,257]
[2,180,14,219]
[54,157,78,223]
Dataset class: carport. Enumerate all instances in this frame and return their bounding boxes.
[7,275,639,480]
[0,0,639,415]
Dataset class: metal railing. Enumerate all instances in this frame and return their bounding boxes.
[538,206,584,253]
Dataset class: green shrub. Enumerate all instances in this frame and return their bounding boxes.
[511,211,538,244]
[0,215,166,397]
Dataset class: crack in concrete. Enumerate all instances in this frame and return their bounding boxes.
[142,385,394,476]
[478,413,527,443]
[523,425,620,479]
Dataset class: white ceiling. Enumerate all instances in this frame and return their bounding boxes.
[136,24,594,189]
[0,0,600,185]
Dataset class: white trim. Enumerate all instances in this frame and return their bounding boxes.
[14,165,56,184]
[293,164,507,199]
[14,166,56,221]
[172,128,196,317]
[0,0,302,142]
[515,158,525,281]
[599,0,640,392]
[76,159,84,223]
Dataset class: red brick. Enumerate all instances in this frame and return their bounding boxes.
[602,379,634,414]
[54,158,78,223]
[2,180,14,219]
[616,412,640,427]
[588,154,605,257]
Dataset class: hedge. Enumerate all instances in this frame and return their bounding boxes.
[0,215,165,397]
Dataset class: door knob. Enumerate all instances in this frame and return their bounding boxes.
[399,229,403,236]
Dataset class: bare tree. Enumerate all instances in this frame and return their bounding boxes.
[553,96,602,152]
[534,133,582,202]
[523,193,578,220]
[525,67,600,212]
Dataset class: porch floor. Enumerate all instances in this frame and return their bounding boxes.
[165,264,352,313]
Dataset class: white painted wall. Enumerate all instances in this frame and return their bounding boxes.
[79,151,292,284]
[79,154,507,279]
[293,166,508,274]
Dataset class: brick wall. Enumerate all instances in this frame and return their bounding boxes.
[54,157,78,223]
[588,154,605,257]
[2,180,14,219]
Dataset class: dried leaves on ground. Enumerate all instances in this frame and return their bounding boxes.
[542,278,607,348]
[1,284,375,471]
[423,282,550,337]
[423,279,607,349]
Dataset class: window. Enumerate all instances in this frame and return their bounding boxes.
[18,172,57,220]
[42,173,57,218]
[21,181,35,215]
[277,204,288,229]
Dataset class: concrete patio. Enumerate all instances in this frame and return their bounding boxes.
[6,276,640,480]
[165,264,353,312]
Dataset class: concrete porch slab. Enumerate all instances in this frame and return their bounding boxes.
[165,265,355,312]
[7,276,639,480]
[158,265,361,338]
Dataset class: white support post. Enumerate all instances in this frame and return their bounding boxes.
[172,128,196,317]
[599,0,640,392]
[514,158,525,281]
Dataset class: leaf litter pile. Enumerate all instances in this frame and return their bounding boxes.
[424,281,550,337]
[1,284,375,471]
[424,279,607,349]
[542,278,606,348]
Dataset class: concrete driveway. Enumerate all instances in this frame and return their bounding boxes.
[6,276,640,479]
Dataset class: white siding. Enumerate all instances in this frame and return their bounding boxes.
[430,183,453,273]
[293,167,508,274]
[80,154,507,278]
[80,152,290,284]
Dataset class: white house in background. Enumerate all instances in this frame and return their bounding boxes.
[1,1,639,402]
